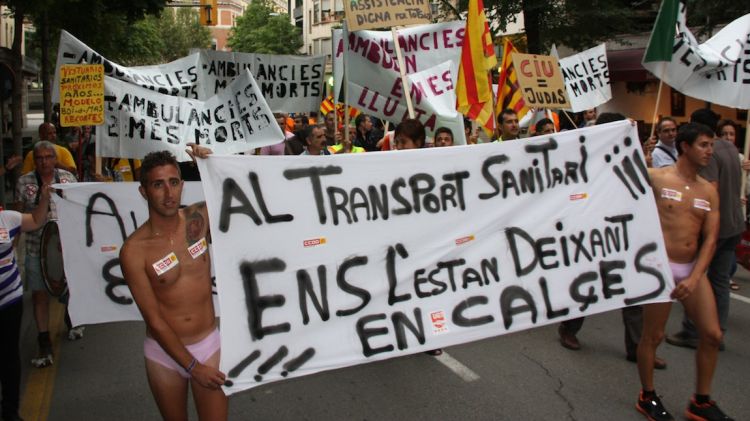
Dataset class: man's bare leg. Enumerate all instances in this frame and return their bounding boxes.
[145,359,189,421]
[191,350,228,420]
[637,301,672,391]
[31,290,49,332]
[681,274,722,395]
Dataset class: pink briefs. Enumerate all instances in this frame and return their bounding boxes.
[143,328,220,379]
[670,260,696,285]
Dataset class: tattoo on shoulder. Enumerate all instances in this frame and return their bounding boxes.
[185,210,205,244]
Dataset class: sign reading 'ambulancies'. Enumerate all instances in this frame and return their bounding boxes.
[59,64,104,127]
[511,53,572,109]
[344,0,431,31]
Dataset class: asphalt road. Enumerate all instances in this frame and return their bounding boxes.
[16,272,750,421]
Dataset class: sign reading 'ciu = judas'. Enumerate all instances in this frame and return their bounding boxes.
[511,53,571,109]
[59,64,104,127]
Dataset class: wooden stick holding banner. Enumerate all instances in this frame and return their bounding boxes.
[741,112,750,218]
[391,28,415,119]
[343,21,351,145]
[648,77,665,140]
[561,110,578,129]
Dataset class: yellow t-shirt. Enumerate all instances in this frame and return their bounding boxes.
[328,144,365,154]
[21,144,78,173]
[111,158,141,182]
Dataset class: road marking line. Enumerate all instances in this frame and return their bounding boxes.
[435,352,480,382]
[730,292,750,304]
[20,299,65,421]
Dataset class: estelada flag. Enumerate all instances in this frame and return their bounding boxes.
[496,39,529,121]
[320,95,335,115]
[455,0,496,135]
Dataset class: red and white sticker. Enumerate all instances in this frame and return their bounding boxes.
[455,235,475,246]
[100,245,118,253]
[152,252,179,276]
[188,238,208,259]
[569,192,588,201]
[303,237,326,248]
[693,198,711,211]
[0,228,10,243]
[661,188,682,201]
[430,310,449,335]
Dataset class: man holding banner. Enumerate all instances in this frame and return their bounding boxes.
[120,148,227,420]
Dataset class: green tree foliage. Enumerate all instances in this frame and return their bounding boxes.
[452,0,750,54]
[227,0,303,54]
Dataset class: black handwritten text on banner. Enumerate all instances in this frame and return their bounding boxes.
[197,121,673,395]
[52,182,212,326]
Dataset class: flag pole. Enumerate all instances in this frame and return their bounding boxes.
[343,21,350,146]
[561,110,577,128]
[648,71,665,140]
[392,27,415,119]
[741,112,750,217]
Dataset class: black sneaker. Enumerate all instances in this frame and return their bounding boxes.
[636,391,674,421]
[685,398,733,421]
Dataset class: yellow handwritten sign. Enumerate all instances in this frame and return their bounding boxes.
[344,0,431,32]
[510,53,571,110]
[59,64,104,127]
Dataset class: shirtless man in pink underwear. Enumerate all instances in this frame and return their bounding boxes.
[635,123,731,421]
[120,148,227,420]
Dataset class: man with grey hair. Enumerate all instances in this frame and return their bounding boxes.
[15,141,78,368]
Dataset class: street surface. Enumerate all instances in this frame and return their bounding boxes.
[16,270,750,421]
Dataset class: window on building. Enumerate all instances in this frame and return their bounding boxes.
[313,1,320,24]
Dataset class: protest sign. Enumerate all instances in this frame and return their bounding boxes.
[333,21,465,105]
[99,69,283,161]
[344,0,431,31]
[55,31,327,112]
[197,120,673,395]
[196,50,326,112]
[53,30,202,101]
[512,53,571,109]
[347,59,465,140]
[52,182,209,326]
[59,64,105,127]
[642,11,750,109]
[557,44,611,112]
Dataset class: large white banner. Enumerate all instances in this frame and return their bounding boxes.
[197,120,673,395]
[99,69,283,161]
[333,21,466,125]
[54,31,327,112]
[642,9,750,109]
[557,44,612,112]
[196,50,326,113]
[52,182,208,326]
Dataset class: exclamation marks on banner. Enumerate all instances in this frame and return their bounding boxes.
[605,137,650,200]
[224,346,316,387]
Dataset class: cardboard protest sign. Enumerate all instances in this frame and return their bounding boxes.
[59,64,105,127]
[511,53,571,109]
[197,120,673,395]
[333,21,465,106]
[344,0,431,31]
[99,69,283,161]
[642,11,750,109]
[196,50,327,112]
[52,182,209,326]
[557,44,611,112]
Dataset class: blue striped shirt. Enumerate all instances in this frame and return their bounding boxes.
[0,211,23,309]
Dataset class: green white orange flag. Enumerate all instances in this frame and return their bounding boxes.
[456,0,497,134]
[643,0,680,62]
